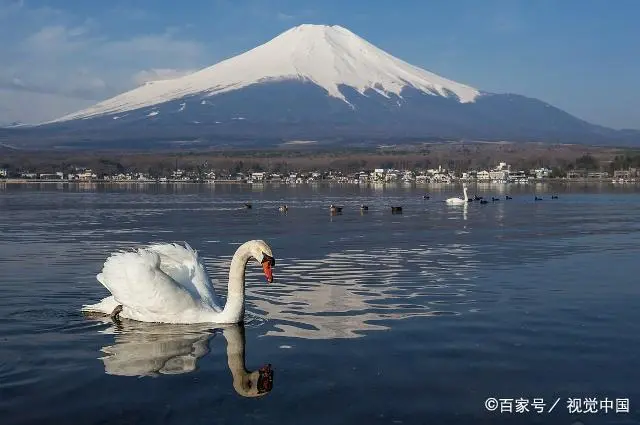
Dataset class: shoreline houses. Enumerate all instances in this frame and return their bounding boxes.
[1,162,637,184]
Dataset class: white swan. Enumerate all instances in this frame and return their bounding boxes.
[81,240,276,324]
[446,185,469,205]
[94,321,274,397]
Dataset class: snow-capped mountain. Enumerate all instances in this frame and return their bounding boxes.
[48,24,480,123]
[15,24,638,147]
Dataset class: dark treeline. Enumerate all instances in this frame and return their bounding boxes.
[1,144,637,177]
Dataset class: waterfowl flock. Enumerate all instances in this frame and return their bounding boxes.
[247,192,559,215]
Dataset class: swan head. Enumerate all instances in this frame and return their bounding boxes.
[233,363,274,397]
[248,240,275,283]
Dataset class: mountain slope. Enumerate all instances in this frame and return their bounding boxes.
[11,24,638,148]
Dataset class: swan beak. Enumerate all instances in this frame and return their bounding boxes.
[257,364,274,394]
[262,259,274,283]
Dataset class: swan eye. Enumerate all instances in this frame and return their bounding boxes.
[261,254,275,267]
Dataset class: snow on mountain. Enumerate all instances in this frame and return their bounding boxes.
[46,24,480,123]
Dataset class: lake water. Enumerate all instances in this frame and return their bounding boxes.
[1,182,640,425]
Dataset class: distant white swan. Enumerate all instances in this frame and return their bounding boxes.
[81,240,276,324]
[446,185,469,205]
[95,321,274,397]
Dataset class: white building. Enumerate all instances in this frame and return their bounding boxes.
[488,162,510,182]
[78,169,97,180]
[385,171,399,182]
[532,168,552,179]
[510,171,529,183]
[373,169,385,181]
[461,171,475,181]
[489,169,509,182]
[403,171,415,182]
[477,170,491,181]
[39,173,61,180]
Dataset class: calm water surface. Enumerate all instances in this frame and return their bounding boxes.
[1,182,640,425]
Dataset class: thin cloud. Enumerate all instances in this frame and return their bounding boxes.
[109,6,150,21]
[133,68,197,85]
[0,88,96,124]
[0,0,23,19]
[0,4,210,123]
[276,12,295,21]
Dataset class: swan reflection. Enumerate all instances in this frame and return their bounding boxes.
[92,319,274,397]
[204,244,480,340]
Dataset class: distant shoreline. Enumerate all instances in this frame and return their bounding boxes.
[1,178,635,185]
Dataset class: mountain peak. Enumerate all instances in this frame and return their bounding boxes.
[278,24,361,41]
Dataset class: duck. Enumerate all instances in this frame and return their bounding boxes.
[535,196,543,201]
[278,205,288,212]
[551,195,559,199]
[244,203,252,209]
[480,199,488,204]
[492,197,500,202]
[360,204,369,211]
[391,206,403,214]
[329,204,343,214]
[81,240,276,324]
[505,195,513,200]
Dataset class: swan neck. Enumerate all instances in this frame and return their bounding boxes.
[221,243,255,321]
[225,326,247,376]
[224,326,252,395]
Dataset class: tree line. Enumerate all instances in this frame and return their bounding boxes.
[2,149,639,177]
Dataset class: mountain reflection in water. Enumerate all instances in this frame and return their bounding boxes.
[203,244,480,339]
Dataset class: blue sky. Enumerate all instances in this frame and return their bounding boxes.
[0,0,638,128]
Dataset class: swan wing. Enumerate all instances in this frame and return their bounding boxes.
[145,243,221,309]
[97,249,203,316]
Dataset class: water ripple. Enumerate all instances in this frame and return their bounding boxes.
[200,243,480,339]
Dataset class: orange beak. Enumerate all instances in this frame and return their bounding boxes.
[262,259,274,283]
